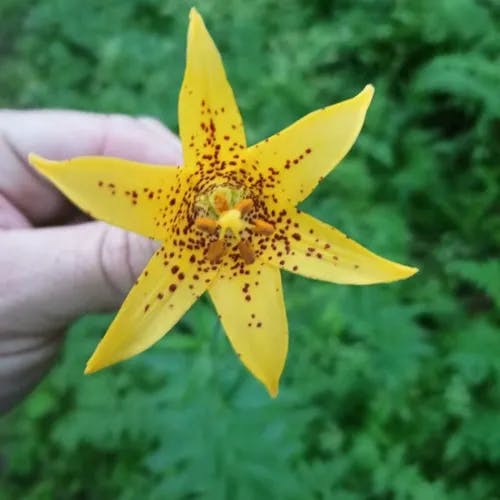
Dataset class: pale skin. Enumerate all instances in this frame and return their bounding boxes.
[0,110,183,413]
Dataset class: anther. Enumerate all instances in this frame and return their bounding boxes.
[195,217,218,234]
[214,193,229,214]
[237,240,255,264]
[252,219,274,235]
[206,240,226,263]
[234,198,254,215]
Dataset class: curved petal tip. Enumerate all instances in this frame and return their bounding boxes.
[360,84,375,106]
[84,347,114,375]
[363,83,374,97]
[189,7,202,22]
[389,263,419,283]
[83,365,94,375]
[403,265,419,279]
[28,152,46,167]
[28,153,58,174]
[84,358,101,375]
[266,379,280,398]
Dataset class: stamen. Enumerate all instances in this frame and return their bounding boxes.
[214,193,229,214]
[196,187,272,266]
[195,217,218,234]
[237,240,255,264]
[252,219,274,235]
[206,239,226,263]
[234,198,254,215]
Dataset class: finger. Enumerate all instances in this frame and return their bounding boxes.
[0,111,182,225]
[0,193,31,230]
[0,221,159,335]
[0,334,61,414]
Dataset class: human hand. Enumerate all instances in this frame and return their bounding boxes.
[0,110,182,413]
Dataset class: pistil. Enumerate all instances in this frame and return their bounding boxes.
[217,208,249,237]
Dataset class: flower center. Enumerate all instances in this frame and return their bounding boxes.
[194,187,274,265]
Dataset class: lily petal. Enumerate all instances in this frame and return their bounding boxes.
[85,242,216,373]
[179,8,246,171]
[264,207,418,284]
[246,85,373,204]
[29,154,181,239]
[209,263,288,397]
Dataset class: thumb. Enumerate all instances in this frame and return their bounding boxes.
[0,221,157,335]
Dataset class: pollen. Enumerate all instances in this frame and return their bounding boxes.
[234,198,254,215]
[206,239,226,263]
[238,240,255,264]
[195,217,218,234]
[253,219,274,235]
[214,192,229,214]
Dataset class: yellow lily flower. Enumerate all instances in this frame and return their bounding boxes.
[29,8,417,397]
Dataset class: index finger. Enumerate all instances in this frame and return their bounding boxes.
[0,110,182,225]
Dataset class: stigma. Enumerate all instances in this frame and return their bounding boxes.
[194,187,274,265]
[218,208,249,236]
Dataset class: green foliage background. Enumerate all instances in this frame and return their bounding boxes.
[1,0,499,498]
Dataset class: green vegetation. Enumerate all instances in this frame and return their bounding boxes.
[1,0,499,498]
